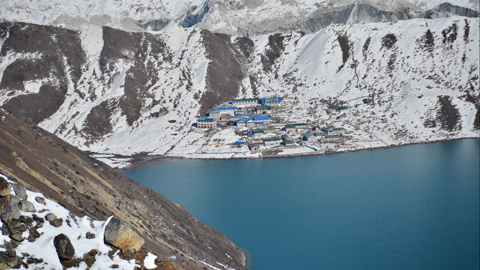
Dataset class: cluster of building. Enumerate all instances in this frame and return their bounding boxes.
[196,97,282,129]
[245,125,347,152]
[195,97,349,153]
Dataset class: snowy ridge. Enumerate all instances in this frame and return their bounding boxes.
[245,17,479,145]
[0,0,477,33]
[0,17,478,167]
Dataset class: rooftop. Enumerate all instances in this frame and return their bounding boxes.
[232,98,261,102]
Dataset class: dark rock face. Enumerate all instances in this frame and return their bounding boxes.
[0,22,85,125]
[82,101,113,138]
[436,95,461,131]
[261,33,285,73]
[54,234,75,261]
[200,30,244,115]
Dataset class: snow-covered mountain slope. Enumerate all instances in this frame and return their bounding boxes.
[243,17,479,144]
[0,17,478,163]
[0,0,478,34]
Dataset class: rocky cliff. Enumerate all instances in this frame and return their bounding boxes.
[0,110,247,269]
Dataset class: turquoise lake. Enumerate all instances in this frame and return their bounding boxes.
[125,139,480,270]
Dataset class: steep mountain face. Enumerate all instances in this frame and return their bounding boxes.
[0,16,478,163]
[0,111,247,270]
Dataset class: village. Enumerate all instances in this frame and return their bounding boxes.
[192,96,373,157]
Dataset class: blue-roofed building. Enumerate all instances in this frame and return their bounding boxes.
[261,97,283,106]
[241,115,252,121]
[253,115,271,124]
[208,106,238,116]
[237,120,247,128]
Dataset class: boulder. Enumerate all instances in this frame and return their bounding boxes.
[0,250,21,269]
[19,201,36,212]
[0,178,11,197]
[35,197,46,205]
[104,216,145,252]
[0,197,21,221]
[9,233,24,242]
[50,219,63,228]
[86,232,95,239]
[32,215,44,228]
[45,213,57,222]
[45,213,63,227]
[11,184,27,200]
[53,234,75,261]
[28,227,41,242]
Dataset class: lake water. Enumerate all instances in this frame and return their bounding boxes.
[125,139,480,270]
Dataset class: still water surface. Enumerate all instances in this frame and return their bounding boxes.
[125,139,480,270]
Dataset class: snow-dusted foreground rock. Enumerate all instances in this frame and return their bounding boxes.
[0,174,164,270]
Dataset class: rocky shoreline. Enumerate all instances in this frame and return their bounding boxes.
[118,137,479,172]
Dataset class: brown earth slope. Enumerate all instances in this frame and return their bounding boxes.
[0,110,247,270]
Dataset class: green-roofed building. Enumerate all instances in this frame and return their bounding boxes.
[264,137,282,147]
[285,123,310,132]
[321,127,346,136]
[282,139,295,146]
[329,105,349,111]
[232,98,261,106]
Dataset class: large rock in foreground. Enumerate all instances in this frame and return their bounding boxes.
[54,234,75,261]
[104,216,145,252]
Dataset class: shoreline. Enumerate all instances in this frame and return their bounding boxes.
[118,136,479,173]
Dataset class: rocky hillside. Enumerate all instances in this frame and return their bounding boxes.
[0,174,163,269]
[0,14,478,166]
[0,110,247,270]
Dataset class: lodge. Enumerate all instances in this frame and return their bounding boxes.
[196,117,217,129]
[321,127,346,136]
[232,98,261,107]
[264,137,282,147]
[261,97,283,106]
